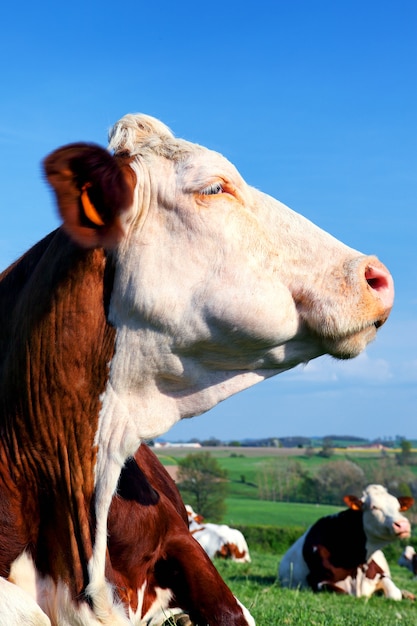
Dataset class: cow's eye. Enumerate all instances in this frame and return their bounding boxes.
[200,182,223,195]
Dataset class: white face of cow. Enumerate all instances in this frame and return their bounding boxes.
[99,114,394,443]
[355,485,412,553]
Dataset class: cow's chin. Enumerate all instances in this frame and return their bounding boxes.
[396,530,411,540]
[322,325,378,360]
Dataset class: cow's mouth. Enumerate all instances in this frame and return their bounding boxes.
[396,530,411,540]
[322,324,378,361]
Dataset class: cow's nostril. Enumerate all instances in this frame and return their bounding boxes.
[364,263,394,311]
[365,265,390,292]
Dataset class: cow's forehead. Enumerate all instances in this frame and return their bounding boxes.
[109,113,243,187]
[176,147,244,190]
[363,485,399,511]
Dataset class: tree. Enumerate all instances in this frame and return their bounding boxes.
[318,437,334,458]
[177,452,228,522]
[257,460,308,502]
[314,460,365,504]
[397,438,413,466]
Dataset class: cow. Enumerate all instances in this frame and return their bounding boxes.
[99,445,255,625]
[186,506,251,563]
[0,113,394,623]
[278,484,413,600]
[317,550,403,600]
[398,545,417,576]
[6,444,255,626]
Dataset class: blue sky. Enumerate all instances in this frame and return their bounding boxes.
[1,1,416,442]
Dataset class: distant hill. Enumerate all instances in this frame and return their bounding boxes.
[155,434,412,449]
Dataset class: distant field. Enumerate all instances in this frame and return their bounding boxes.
[223,497,341,527]
[153,445,417,526]
[153,446,367,526]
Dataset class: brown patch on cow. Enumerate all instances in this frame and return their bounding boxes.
[364,558,384,580]
[314,544,353,582]
[0,229,116,594]
[216,543,247,561]
[107,445,250,625]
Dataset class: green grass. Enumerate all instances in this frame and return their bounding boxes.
[154,447,417,623]
[215,551,417,625]
[223,497,341,527]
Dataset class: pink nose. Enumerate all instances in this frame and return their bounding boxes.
[393,519,411,537]
[364,262,395,323]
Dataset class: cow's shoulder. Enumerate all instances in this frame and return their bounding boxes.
[134,445,188,524]
[303,509,366,568]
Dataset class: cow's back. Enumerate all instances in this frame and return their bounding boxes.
[0,231,57,365]
[303,509,366,570]
[279,510,367,590]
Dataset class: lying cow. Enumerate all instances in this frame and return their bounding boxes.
[0,113,394,623]
[398,546,417,576]
[186,506,251,563]
[279,484,413,600]
[317,549,403,599]
[8,444,255,626]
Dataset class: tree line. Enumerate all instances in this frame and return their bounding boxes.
[175,440,417,522]
[257,442,417,507]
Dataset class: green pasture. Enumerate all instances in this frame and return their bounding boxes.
[223,497,341,527]
[154,446,417,526]
[215,551,417,625]
[154,447,417,624]
[154,446,417,487]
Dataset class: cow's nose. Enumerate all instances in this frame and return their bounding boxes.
[362,260,394,326]
[393,519,411,537]
[364,263,394,310]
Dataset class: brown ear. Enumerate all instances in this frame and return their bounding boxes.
[43,142,134,248]
[398,496,414,512]
[343,495,363,511]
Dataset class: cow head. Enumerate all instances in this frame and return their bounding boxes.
[344,484,413,554]
[44,113,395,443]
[185,504,204,527]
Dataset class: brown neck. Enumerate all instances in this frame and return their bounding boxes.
[0,228,116,594]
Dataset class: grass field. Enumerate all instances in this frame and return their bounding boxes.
[223,497,341,527]
[154,447,417,624]
[215,551,417,625]
[155,447,417,528]
[154,445,417,525]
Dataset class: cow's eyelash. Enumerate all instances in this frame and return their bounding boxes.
[200,182,223,196]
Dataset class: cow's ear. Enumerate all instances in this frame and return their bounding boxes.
[398,496,414,511]
[43,142,135,249]
[343,495,363,511]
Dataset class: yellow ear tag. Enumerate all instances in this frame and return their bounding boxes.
[80,184,105,227]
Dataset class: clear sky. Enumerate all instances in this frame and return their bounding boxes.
[1,1,416,442]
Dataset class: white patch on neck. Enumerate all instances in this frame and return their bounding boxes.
[8,551,129,625]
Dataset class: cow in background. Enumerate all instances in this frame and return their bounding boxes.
[0,113,394,623]
[399,546,417,576]
[317,549,404,600]
[186,506,251,563]
[279,484,413,600]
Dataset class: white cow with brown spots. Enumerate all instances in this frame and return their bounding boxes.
[0,114,394,624]
[186,506,251,563]
[279,485,413,600]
